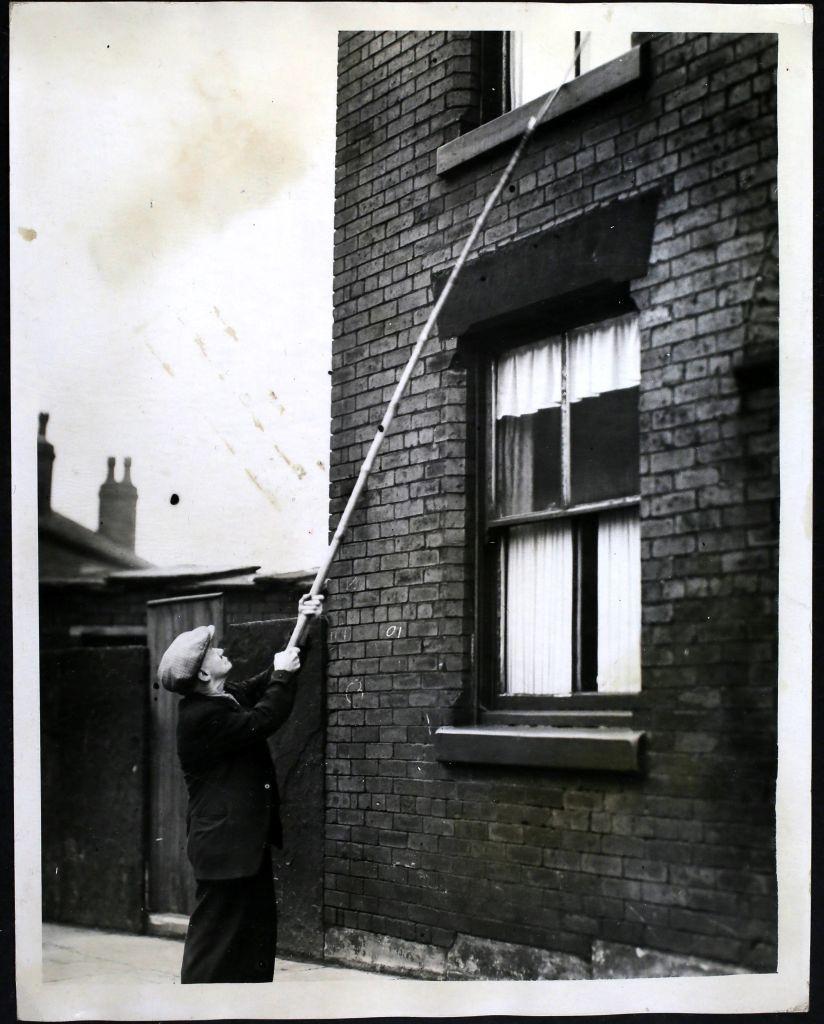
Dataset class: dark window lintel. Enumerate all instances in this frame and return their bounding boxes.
[434,191,659,345]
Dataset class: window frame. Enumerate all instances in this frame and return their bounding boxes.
[474,318,642,714]
[477,31,512,126]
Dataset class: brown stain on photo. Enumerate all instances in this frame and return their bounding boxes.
[274,443,306,480]
[213,306,240,341]
[18,227,37,242]
[252,416,265,432]
[208,422,235,457]
[194,335,208,357]
[89,49,306,286]
[244,468,280,510]
[144,341,175,377]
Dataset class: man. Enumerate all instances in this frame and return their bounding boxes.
[157,593,323,984]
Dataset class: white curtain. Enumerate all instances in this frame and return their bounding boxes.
[509,30,524,108]
[498,417,534,513]
[502,521,573,694]
[568,313,640,403]
[496,337,562,418]
[496,316,638,414]
[597,508,641,693]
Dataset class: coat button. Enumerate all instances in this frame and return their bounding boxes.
[264,783,271,790]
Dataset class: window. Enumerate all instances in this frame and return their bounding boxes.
[483,313,641,698]
[509,29,635,108]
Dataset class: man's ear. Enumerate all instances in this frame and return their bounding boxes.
[197,666,210,683]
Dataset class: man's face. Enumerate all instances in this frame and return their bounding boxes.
[199,646,232,688]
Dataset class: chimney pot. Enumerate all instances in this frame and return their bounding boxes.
[99,457,138,551]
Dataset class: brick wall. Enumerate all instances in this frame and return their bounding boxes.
[327,30,778,972]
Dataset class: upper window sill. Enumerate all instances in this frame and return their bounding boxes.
[436,45,645,176]
[434,724,643,773]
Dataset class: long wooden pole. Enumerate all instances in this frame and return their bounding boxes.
[289,34,589,648]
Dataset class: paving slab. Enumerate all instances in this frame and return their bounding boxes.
[43,923,387,985]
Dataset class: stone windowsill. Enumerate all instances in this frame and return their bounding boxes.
[436,44,645,176]
[434,724,643,773]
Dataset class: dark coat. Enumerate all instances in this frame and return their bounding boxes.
[176,666,297,880]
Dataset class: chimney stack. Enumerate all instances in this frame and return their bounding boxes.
[38,412,55,514]
[98,456,138,551]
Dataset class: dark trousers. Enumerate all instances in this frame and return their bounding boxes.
[181,850,276,984]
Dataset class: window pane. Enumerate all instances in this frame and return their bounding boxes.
[570,386,639,504]
[575,516,599,692]
[579,31,634,76]
[496,408,562,516]
[500,521,573,694]
[496,336,562,416]
[494,335,563,517]
[511,31,571,107]
[568,313,639,401]
[596,509,641,693]
[510,30,634,107]
[568,313,640,506]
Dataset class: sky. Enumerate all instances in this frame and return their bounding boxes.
[9,2,709,573]
[11,3,339,572]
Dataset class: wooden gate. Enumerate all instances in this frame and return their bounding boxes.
[41,646,149,932]
[146,593,224,929]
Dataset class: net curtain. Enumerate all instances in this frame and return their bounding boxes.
[495,337,562,516]
[501,512,641,694]
[501,521,573,695]
[597,508,641,693]
[495,314,639,418]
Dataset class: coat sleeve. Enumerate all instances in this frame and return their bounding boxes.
[225,666,275,707]
[200,672,298,759]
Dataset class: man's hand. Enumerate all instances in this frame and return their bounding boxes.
[299,594,324,617]
[273,647,301,673]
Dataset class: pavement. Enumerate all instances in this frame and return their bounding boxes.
[43,923,377,985]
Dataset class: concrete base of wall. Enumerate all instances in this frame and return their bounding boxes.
[324,927,750,981]
[324,927,446,979]
[591,940,749,979]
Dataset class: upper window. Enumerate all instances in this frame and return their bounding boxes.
[509,29,634,108]
[482,313,641,698]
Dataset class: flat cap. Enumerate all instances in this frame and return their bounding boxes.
[158,624,215,693]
